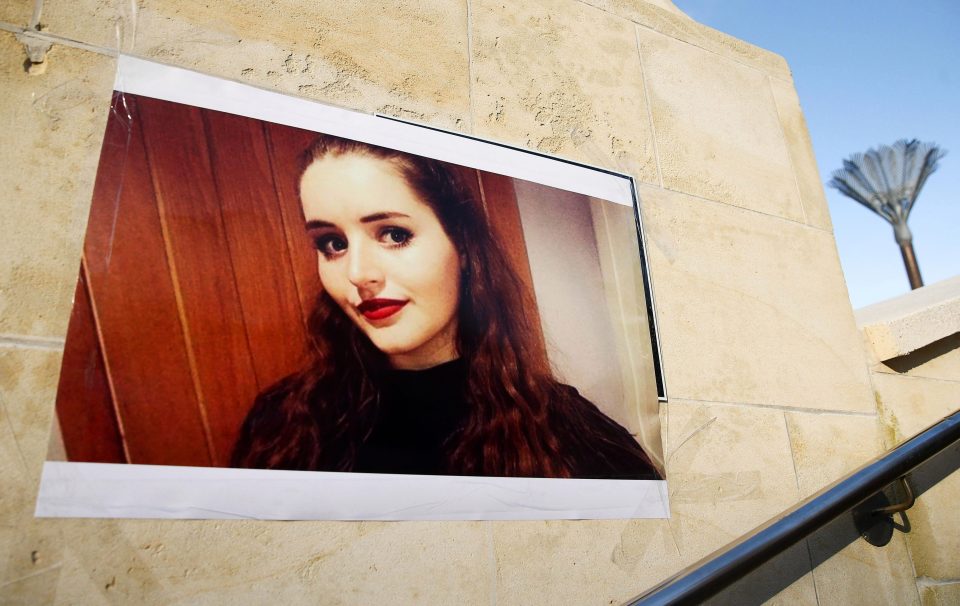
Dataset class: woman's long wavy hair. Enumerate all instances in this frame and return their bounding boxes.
[231,134,655,477]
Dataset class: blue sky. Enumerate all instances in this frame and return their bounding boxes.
[672,0,959,308]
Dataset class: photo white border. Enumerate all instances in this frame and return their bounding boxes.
[37,463,669,520]
[114,55,633,206]
[36,55,669,520]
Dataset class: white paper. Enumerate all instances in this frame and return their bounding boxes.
[113,55,635,207]
[37,463,669,520]
[36,56,668,521]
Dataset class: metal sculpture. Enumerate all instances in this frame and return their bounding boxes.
[829,139,946,289]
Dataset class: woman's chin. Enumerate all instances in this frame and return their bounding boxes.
[360,321,459,369]
[382,343,458,370]
[370,340,422,364]
[361,324,427,356]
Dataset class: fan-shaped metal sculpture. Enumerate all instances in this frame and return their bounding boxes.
[829,139,946,290]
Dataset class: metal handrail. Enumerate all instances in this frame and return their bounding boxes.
[627,408,960,605]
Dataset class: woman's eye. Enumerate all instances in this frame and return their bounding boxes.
[380,227,413,247]
[314,235,348,258]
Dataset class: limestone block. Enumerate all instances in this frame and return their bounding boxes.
[40,0,470,129]
[0,347,64,600]
[769,77,832,231]
[874,334,960,382]
[640,185,874,412]
[0,32,115,339]
[0,347,62,483]
[0,376,34,528]
[52,520,490,604]
[785,411,920,605]
[470,0,658,184]
[708,543,818,605]
[856,276,960,364]
[920,583,960,606]
[0,0,30,26]
[1,517,491,604]
[875,374,960,441]
[0,523,65,604]
[662,399,817,604]
[489,518,816,605]
[578,0,790,78]
[585,0,687,18]
[637,28,805,222]
[873,373,960,581]
[784,413,884,497]
[490,519,682,605]
[664,400,800,555]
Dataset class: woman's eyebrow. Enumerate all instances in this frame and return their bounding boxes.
[360,212,410,223]
[304,212,410,231]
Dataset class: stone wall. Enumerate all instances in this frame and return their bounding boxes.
[0,1,942,603]
[858,278,960,605]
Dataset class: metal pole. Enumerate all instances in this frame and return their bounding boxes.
[899,241,924,289]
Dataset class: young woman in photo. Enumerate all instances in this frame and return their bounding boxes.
[231,134,661,480]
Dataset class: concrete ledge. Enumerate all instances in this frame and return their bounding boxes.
[855,276,960,362]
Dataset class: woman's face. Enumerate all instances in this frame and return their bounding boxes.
[300,153,462,370]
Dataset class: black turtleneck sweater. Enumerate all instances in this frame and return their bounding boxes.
[350,359,661,480]
[353,359,470,475]
[234,358,662,479]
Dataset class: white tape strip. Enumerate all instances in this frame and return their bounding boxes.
[37,462,669,520]
[113,55,635,206]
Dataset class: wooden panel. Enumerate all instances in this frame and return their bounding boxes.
[82,93,212,466]
[55,264,126,463]
[263,122,323,328]
[475,172,548,359]
[202,109,308,390]
[137,97,260,466]
[451,164,484,204]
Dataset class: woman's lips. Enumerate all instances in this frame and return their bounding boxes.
[357,298,408,321]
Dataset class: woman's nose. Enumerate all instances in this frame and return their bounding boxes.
[346,243,384,290]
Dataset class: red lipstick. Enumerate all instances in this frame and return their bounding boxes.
[357,298,407,321]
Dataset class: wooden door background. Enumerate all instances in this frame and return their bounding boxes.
[55,92,542,467]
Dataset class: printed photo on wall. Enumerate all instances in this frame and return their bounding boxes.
[38,56,669,520]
